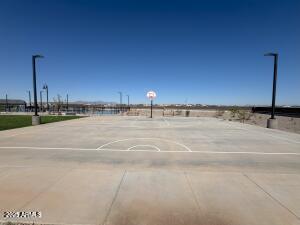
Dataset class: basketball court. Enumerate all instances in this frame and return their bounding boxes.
[0,116,300,225]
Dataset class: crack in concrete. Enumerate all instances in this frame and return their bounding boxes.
[243,173,300,220]
[101,170,127,225]
[17,167,76,211]
[184,171,202,214]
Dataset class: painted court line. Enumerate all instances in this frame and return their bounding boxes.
[127,145,161,151]
[0,146,300,155]
[97,138,192,151]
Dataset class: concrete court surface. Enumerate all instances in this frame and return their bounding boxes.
[0,116,300,225]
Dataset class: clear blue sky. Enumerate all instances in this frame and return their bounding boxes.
[0,0,299,105]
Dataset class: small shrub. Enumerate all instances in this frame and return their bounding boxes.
[229,108,238,118]
[215,109,225,117]
[237,110,252,123]
[175,110,182,116]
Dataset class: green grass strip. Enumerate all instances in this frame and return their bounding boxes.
[0,115,82,131]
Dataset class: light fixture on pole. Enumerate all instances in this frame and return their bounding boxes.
[147,90,157,118]
[264,52,279,129]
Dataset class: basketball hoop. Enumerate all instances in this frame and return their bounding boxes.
[147,91,157,100]
[147,91,156,118]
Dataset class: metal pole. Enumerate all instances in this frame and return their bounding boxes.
[27,91,32,112]
[40,90,43,112]
[43,84,49,112]
[150,99,153,118]
[118,92,122,105]
[271,54,278,119]
[46,87,49,112]
[29,92,31,109]
[127,95,129,106]
[28,91,32,107]
[66,94,69,111]
[5,94,8,112]
[32,56,38,116]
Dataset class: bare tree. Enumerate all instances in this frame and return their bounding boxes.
[53,94,63,113]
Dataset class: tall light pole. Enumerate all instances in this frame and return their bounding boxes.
[40,90,43,112]
[264,52,278,129]
[43,84,49,112]
[118,92,122,105]
[32,54,44,125]
[126,94,130,106]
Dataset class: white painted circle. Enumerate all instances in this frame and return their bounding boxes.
[147,91,157,100]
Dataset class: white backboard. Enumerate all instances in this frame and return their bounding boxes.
[147,91,157,100]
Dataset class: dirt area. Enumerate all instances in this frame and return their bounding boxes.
[127,109,300,134]
[216,111,300,134]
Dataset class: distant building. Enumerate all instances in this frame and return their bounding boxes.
[0,99,27,112]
